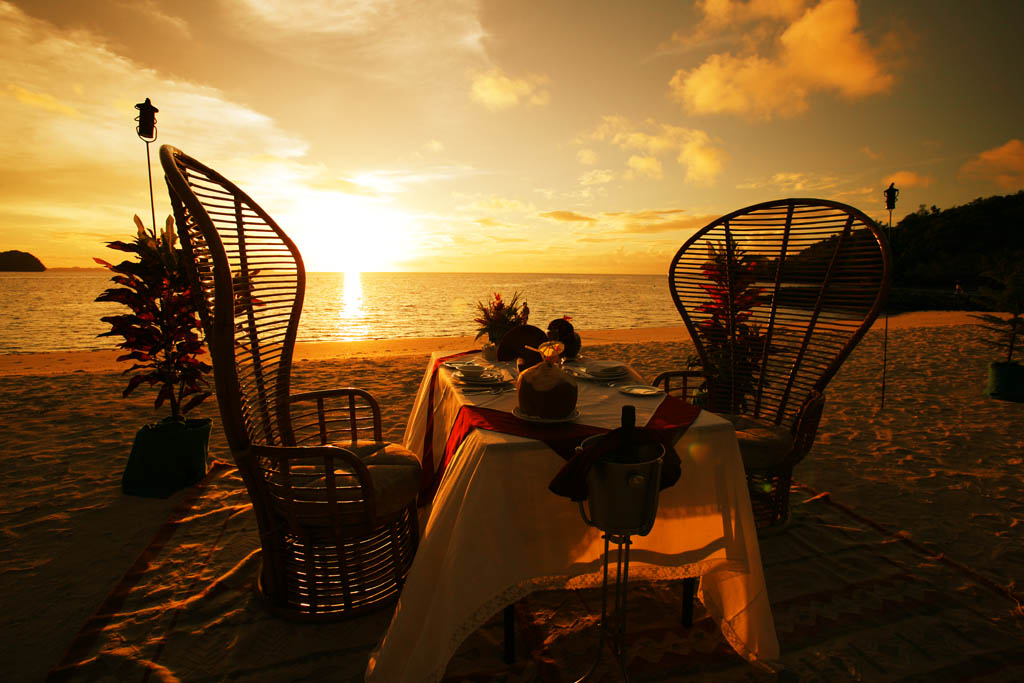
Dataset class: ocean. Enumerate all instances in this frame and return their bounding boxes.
[0,271,682,354]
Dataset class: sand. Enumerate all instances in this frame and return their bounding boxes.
[1,312,1022,680]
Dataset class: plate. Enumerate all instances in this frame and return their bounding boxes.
[617,384,664,397]
[587,361,630,378]
[444,360,481,371]
[513,407,580,424]
[564,365,629,381]
[454,370,505,385]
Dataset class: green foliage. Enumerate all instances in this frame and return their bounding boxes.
[95,215,212,419]
[691,235,767,413]
[969,256,1024,363]
[473,291,530,343]
[891,191,1024,289]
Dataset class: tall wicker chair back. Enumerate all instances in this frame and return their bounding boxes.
[160,145,420,620]
[668,198,891,529]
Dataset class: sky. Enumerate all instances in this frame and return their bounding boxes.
[2,0,1023,273]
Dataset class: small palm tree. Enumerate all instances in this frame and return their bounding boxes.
[970,257,1023,364]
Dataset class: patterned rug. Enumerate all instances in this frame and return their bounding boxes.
[49,467,1024,682]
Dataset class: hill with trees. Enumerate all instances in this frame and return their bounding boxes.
[0,250,46,271]
[884,191,1024,311]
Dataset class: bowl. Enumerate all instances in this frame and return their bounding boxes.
[457,363,487,378]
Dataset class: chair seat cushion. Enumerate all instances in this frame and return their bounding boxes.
[339,440,422,519]
[722,414,795,470]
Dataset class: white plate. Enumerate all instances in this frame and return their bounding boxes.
[454,371,505,385]
[617,384,664,397]
[587,361,629,377]
[444,360,481,371]
[512,407,580,423]
[565,365,629,381]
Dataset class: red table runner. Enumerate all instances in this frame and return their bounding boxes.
[420,397,701,505]
[418,350,479,503]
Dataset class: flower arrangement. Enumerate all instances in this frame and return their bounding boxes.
[474,291,529,343]
[95,215,212,419]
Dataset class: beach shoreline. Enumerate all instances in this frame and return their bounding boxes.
[0,310,982,377]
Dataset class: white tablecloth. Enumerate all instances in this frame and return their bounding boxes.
[366,353,778,682]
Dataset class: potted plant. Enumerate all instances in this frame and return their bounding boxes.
[95,215,213,496]
[971,259,1024,402]
[688,236,766,413]
[474,291,529,360]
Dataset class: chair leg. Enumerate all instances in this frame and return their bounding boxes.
[503,603,515,664]
[681,577,696,626]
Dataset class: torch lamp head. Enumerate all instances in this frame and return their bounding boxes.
[135,98,159,141]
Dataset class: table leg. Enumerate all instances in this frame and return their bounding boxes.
[681,577,696,626]
[503,603,515,664]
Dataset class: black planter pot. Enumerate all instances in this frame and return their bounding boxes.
[985,361,1024,403]
[122,417,213,497]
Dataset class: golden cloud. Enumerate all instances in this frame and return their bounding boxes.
[959,139,1024,191]
[671,0,893,119]
[470,68,550,111]
[577,148,598,165]
[883,170,933,189]
[579,169,615,186]
[603,209,715,234]
[4,84,80,116]
[737,171,839,191]
[539,210,597,223]
[586,115,724,185]
[696,0,809,29]
[625,155,663,180]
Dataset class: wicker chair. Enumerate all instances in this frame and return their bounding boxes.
[160,145,420,620]
[665,198,891,529]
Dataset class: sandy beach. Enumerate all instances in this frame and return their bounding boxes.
[2,312,1023,680]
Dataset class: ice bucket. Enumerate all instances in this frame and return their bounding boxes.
[578,434,665,537]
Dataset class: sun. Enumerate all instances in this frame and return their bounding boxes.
[273,191,415,272]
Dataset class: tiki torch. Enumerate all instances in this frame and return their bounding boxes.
[135,98,159,232]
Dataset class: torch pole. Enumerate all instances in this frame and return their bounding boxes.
[881,207,892,410]
[145,141,156,232]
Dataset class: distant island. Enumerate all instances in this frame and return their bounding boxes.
[0,250,46,271]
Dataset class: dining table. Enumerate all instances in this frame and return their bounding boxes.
[365,350,779,682]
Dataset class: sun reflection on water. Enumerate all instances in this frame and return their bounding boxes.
[337,271,372,341]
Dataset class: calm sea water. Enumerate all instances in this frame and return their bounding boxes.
[0,271,682,354]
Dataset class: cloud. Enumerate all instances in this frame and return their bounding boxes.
[671,0,893,119]
[577,148,598,165]
[458,195,534,212]
[4,84,80,116]
[883,170,933,188]
[225,0,487,85]
[695,0,809,29]
[539,210,597,223]
[470,68,550,111]
[585,115,724,184]
[737,171,839,191]
[959,139,1024,191]
[862,145,880,160]
[625,155,663,180]
[602,209,714,234]
[579,169,615,186]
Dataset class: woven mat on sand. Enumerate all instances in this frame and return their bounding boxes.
[49,468,1024,682]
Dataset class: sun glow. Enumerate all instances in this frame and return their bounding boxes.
[335,270,371,341]
[272,190,416,272]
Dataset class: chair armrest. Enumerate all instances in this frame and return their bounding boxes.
[251,443,377,527]
[789,390,826,467]
[288,388,384,446]
[651,370,709,401]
